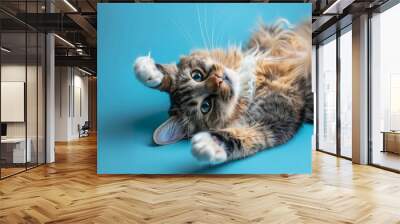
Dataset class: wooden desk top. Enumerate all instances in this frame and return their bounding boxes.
[1,138,28,144]
[381,131,400,134]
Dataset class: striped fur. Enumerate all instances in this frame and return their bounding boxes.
[134,20,312,162]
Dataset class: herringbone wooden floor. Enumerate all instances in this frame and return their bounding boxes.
[1,135,400,224]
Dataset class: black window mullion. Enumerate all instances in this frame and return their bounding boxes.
[367,11,373,165]
[36,0,39,168]
[24,0,28,171]
[336,25,341,157]
[0,24,2,179]
[316,44,319,151]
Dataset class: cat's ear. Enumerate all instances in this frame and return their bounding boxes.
[153,116,186,145]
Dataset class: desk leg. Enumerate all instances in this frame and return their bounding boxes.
[382,133,386,153]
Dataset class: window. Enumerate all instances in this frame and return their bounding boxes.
[371,3,400,171]
[339,27,352,158]
[0,1,46,179]
[317,36,337,154]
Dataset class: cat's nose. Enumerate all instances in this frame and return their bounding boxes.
[214,72,226,82]
[207,74,224,91]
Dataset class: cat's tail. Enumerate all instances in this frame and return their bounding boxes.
[247,19,312,78]
[249,20,310,51]
[294,21,314,123]
[247,19,313,123]
[290,21,313,123]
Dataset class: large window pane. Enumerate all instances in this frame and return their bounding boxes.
[27,31,38,169]
[0,1,46,179]
[318,36,337,154]
[1,31,27,178]
[26,0,40,170]
[371,3,400,171]
[340,28,352,158]
[38,33,46,165]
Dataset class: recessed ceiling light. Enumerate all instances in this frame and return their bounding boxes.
[322,0,354,15]
[63,0,78,12]
[54,34,75,48]
[1,47,11,53]
[78,67,93,76]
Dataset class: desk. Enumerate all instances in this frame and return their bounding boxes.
[381,131,400,154]
[1,138,31,163]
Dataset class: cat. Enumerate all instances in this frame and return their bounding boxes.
[133,20,312,163]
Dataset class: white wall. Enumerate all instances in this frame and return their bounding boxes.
[1,82,25,122]
[72,73,89,138]
[55,67,70,141]
[1,65,26,134]
[55,67,89,141]
[1,65,42,138]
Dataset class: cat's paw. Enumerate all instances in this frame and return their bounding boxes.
[134,56,164,88]
[191,132,227,163]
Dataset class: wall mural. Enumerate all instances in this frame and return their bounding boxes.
[98,3,313,174]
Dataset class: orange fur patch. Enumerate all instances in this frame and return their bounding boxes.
[190,48,243,70]
[220,126,274,154]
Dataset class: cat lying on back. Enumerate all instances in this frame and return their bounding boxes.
[134,21,312,163]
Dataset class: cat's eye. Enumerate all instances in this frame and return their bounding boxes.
[200,98,212,114]
[191,70,204,82]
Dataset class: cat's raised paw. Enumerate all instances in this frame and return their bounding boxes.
[191,132,227,163]
[134,56,164,88]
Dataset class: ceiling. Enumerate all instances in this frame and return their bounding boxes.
[0,0,393,75]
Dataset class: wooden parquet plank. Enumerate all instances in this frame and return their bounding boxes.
[0,135,400,223]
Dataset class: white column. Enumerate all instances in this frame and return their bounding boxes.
[352,14,369,164]
[45,1,55,163]
[46,33,55,163]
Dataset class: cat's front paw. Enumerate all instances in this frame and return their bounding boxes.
[191,132,227,163]
[134,56,164,88]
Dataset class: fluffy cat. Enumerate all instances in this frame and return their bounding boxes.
[134,21,312,163]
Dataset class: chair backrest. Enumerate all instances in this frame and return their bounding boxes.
[82,121,90,129]
[1,123,7,137]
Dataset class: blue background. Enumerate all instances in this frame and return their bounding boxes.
[98,3,312,174]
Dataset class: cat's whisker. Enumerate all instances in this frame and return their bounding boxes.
[216,21,224,49]
[196,4,208,50]
[211,7,218,49]
[213,16,220,49]
[203,6,208,48]
[170,17,195,47]
[166,11,200,49]
[204,7,214,49]
[210,8,215,49]
[216,8,233,48]
[203,6,212,50]
[219,10,232,47]
[212,8,219,48]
